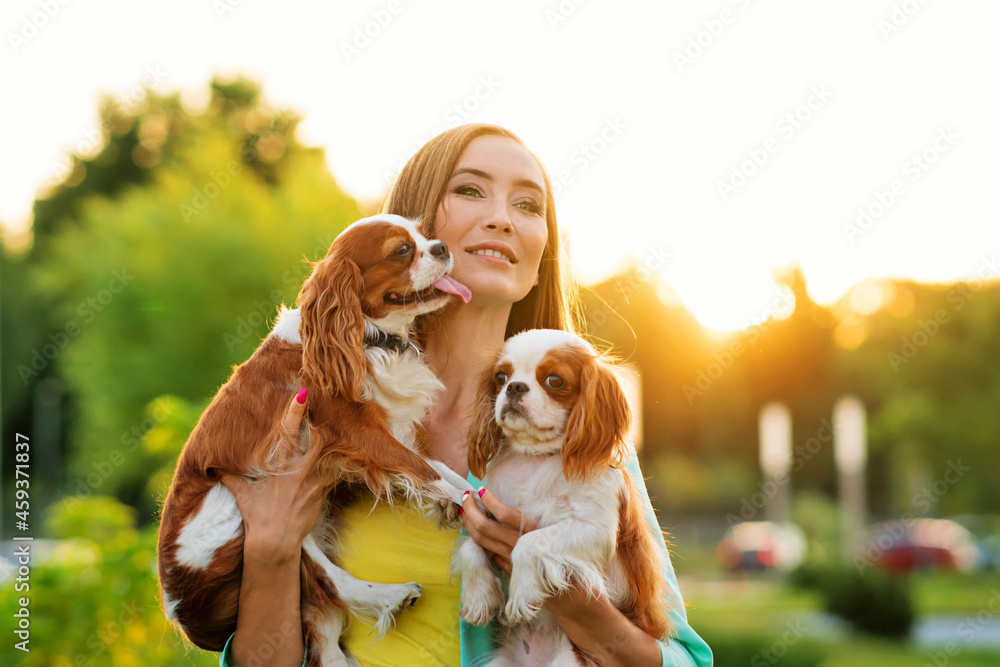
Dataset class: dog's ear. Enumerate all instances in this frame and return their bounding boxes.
[467,355,505,479]
[298,248,368,402]
[562,354,631,481]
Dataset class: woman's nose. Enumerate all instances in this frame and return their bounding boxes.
[484,203,513,234]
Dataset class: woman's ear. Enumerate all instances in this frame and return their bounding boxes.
[562,355,631,481]
[467,357,505,479]
[298,250,368,402]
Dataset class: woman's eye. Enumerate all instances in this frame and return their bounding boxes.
[495,372,508,387]
[454,185,483,198]
[515,199,543,215]
[545,375,565,389]
[393,243,413,257]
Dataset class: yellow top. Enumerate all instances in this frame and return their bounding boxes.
[338,493,462,667]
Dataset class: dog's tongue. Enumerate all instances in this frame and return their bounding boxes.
[433,276,472,304]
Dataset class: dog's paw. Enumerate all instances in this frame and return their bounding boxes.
[460,599,497,626]
[460,585,503,626]
[367,581,422,638]
[502,594,542,625]
[387,581,422,614]
[420,480,467,530]
[459,564,504,626]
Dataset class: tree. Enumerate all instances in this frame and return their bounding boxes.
[14,78,362,518]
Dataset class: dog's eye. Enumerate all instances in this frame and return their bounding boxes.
[393,243,413,257]
[494,372,508,388]
[544,375,565,389]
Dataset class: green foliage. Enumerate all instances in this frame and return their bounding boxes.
[0,497,216,666]
[44,496,136,542]
[697,629,826,667]
[15,78,362,516]
[814,567,915,638]
[140,395,208,512]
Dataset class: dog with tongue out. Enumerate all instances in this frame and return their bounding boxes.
[156,214,478,664]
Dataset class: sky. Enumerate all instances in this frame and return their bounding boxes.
[2,0,999,330]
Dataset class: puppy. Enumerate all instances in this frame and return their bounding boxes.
[158,214,474,667]
[456,329,672,666]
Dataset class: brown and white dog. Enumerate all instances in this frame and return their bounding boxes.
[456,329,672,666]
[157,214,474,666]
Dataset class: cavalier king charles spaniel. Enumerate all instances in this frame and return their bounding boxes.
[456,329,673,666]
[158,214,474,666]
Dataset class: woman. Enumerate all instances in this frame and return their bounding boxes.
[219,124,712,666]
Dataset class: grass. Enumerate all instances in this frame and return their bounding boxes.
[912,571,1000,614]
[680,571,1000,666]
[823,638,999,667]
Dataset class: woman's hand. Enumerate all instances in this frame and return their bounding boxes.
[221,388,329,564]
[222,388,322,667]
[460,488,662,667]
[459,487,537,574]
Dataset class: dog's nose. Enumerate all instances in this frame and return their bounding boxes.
[429,242,450,260]
[506,381,529,398]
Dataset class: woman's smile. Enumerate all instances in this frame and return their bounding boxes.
[465,241,518,265]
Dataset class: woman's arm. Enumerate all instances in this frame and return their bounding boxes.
[545,586,663,666]
[218,389,327,667]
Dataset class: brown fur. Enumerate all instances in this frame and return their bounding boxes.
[616,474,672,640]
[469,336,673,655]
[468,354,507,479]
[548,346,629,481]
[157,220,450,663]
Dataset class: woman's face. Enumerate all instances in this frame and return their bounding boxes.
[431,135,549,308]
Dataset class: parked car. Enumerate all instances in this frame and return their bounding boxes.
[862,518,979,573]
[716,521,807,572]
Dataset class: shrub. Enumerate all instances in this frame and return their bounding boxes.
[815,567,915,638]
[0,496,217,666]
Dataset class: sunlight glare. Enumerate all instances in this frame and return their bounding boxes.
[665,253,796,332]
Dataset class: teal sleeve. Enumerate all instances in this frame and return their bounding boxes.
[459,471,496,666]
[625,445,713,667]
[219,632,307,667]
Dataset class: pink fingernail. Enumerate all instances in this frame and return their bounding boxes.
[459,507,464,516]
[296,388,308,404]
[478,488,486,498]
[462,491,470,500]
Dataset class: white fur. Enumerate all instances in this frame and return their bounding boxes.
[492,330,591,451]
[458,331,640,666]
[458,456,630,665]
[366,214,456,336]
[161,588,180,621]
[271,305,301,343]
[362,327,444,451]
[174,483,243,570]
[302,535,422,639]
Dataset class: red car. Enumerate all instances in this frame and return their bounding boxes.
[862,518,979,573]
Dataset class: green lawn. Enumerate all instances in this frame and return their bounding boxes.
[682,572,1000,666]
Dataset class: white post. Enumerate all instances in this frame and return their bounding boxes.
[834,396,867,562]
[758,402,792,524]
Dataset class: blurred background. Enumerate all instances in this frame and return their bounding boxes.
[2,1,999,665]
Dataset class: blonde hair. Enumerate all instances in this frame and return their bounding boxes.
[380,123,579,338]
